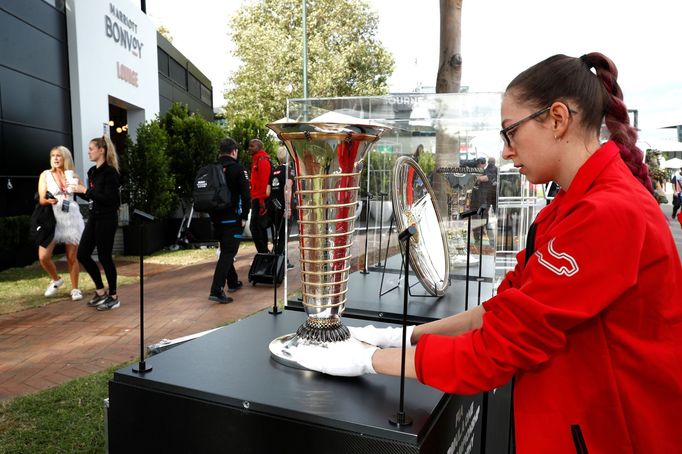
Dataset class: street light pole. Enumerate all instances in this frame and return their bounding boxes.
[302,0,308,101]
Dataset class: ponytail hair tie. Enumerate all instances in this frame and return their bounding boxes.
[579,54,591,68]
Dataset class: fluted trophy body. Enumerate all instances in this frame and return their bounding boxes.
[267,122,389,368]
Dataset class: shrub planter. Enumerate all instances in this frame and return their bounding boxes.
[123,220,170,256]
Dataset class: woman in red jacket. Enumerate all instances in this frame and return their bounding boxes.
[300,53,682,453]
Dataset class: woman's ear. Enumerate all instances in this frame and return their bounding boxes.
[549,101,571,139]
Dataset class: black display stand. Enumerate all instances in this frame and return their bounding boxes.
[107,311,484,453]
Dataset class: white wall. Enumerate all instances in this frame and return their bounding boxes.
[65,0,159,175]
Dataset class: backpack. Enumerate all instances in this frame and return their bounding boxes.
[192,162,231,212]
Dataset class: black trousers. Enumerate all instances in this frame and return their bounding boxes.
[77,213,118,294]
[211,222,242,294]
[250,199,270,253]
[672,194,680,218]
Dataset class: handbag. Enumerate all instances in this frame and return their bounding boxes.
[30,199,56,247]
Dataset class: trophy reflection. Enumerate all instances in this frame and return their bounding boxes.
[266,122,389,368]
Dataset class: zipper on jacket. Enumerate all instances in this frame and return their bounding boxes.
[571,424,589,454]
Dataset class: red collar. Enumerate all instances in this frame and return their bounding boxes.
[534,140,620,225]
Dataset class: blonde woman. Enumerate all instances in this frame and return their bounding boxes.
[72,136,122,311]
[37,146,85,300]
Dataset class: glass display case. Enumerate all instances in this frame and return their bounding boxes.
[278,93,547,313]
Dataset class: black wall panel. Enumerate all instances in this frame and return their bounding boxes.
[2,122,71,176]
[0,7,69,87]
[0,67,70,132]
[0,0,65,41]
[0,2,71,215]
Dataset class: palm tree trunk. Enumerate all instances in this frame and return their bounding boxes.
[434,0,463,217]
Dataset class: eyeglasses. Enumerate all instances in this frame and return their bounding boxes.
[500,106,551,148]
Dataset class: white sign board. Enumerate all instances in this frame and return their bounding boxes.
[66,0,159,173]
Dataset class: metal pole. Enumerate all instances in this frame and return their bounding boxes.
[133,224,151,374]
[302,0,308,100]
[389,226,415,427]
[360,192,372,274]
[376,192,386,267]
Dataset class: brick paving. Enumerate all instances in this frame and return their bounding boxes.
[0,243,301,400]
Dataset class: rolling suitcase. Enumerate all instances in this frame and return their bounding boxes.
[248,253,285,285]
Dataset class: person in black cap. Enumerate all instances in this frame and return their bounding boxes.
[208,137,251,303]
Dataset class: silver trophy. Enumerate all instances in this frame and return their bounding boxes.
[267,122,389,368]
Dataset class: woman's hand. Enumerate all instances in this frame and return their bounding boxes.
[348,325,416,348]
[71,183,87,194]
[297,340,378,377]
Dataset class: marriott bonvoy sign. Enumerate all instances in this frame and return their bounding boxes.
[105,3,144,58]
[105,3,143,87]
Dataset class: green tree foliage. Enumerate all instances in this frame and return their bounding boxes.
[122,120,175,218]
[646,149,668,204]
[159,103,225,200]
[157,25,173,43]
[226,0,394,121]
[225,116,278,170]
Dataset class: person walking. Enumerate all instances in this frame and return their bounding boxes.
[37,146,85,301]
[298,53,682,453]
[248,138,272,253]
[671,167,682,219]
[479,157,498,213]
[72,136,122,311]
[208,138,251,303]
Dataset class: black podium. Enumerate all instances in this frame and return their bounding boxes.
[107,310,484,453]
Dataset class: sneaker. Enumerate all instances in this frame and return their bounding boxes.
[227,281,243,293]
[70,289,83,301]
[87,292,109,307]
[287,261,294,270]
[44,278,64,297]
[96,295,120,311]
[208,292,233,304]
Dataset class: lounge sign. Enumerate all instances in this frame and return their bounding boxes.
[105,3,144,59]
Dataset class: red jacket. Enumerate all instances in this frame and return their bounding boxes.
[415,141,682,453]
[250,150,271,201]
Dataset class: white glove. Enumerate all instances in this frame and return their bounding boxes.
[348,324,415,348]
[296,340,378,377]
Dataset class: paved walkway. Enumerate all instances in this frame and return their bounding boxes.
[0,243,301,400]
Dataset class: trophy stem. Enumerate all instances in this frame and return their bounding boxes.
[295,317,350,343]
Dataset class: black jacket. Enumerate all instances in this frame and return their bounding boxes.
[211,155,250,224]
[80,163,120,217]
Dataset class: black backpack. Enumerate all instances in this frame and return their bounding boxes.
[193,162,231,212]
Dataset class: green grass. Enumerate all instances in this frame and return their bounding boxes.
[0,264,138,316]
[0,363,126,454]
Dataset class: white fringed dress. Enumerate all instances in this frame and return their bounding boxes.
[44,170,85,245]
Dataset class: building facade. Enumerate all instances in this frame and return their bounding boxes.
[0,0,213,217]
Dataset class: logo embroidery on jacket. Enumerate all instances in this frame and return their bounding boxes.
[536,238,579,277]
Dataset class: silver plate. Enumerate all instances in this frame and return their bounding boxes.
[391,156,450,296]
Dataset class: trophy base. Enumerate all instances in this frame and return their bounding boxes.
[269,333,374,370]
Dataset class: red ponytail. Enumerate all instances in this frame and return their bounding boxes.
[582,53,653,194]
